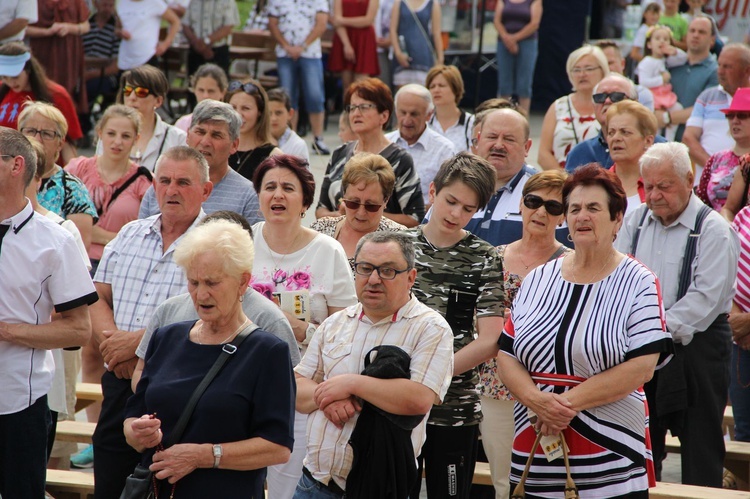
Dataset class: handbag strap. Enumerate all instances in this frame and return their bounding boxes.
[163,323,259,447]
[403,0,438,60]
[566,96,580,145]
[511,431,579,498]
[98,166,153,217]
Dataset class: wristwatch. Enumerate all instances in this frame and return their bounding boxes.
[203,35,211,46]
[212,444,223,468]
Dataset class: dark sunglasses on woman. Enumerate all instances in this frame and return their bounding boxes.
[523,194,564,216]
[727,112,750,121]
[342,199,382,212]
[228,80,260,94]
[592,92,629,104]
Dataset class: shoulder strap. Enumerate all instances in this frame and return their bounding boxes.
[99,166,153,217]
[163,323,259,447]
[403,0,437,60]
[629,205,651,257]
[152,126,171,171]
[566,96,580,144]
[675,204,712,301]
[549,245,567,261]
[463,112,472,150]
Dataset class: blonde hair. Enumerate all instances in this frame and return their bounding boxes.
[174,219,255,278]
[96,104,141,135]
[566,45,610,89]
[341,153,396,201]
[18,101,68,139]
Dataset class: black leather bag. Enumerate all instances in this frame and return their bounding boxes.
[120,464,156,499]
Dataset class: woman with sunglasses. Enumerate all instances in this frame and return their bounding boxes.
[701,88,750,215]
[538,45,609,170]
[107,65,187,171]
[225,79,281,183]
[477,169,568,499]
[605,100,656,216]
[316,78,425,227]
[0,42,84,164]
[498,164,671,498]
[311,153,406,271]
[249,154,357,498]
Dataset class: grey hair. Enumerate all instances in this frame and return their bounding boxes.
[394,84,434,114]
[639,142,692,179]
[155,145,210,183]
[593,73,637,100]
[722,43,750,67]
[0,127,36,187]
[190,100,242,142]
[354,231,416,269]
[174,219,255,278]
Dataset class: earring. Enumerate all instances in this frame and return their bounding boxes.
[567,233,573,242]
[613,233,618,242]
[239,294,244,303]
[300,212,306,218]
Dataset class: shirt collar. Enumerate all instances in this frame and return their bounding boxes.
[0,200,34,233]
[353,295,422,324]
[497,164,532,194]
[279,127,292,146]
[648,193,700,229]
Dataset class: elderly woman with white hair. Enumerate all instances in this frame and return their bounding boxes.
[123,219,295,499]
[538,45,610,170]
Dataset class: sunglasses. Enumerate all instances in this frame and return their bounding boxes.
[592,92,629,104]
[342,199,383,212]
[523,194,565,216]
[123,85,152,98]
[727,112,750,120]
[228,80,259,94]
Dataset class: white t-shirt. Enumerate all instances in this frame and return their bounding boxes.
[279,128,310,161]
[117,0,168,70]
[0,0,38,44]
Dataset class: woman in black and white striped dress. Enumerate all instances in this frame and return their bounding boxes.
[497,164,673,498]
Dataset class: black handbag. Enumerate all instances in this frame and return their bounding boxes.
[119,323,259,499]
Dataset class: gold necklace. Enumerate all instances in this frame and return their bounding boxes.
[198,318,249,345]
[568,251,615,284]
[265,225,303,274]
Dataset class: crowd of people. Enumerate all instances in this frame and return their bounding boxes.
[2,0,750,499]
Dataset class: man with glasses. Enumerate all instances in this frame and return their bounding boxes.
[683,43,750,182]
[138,100,262,225]
[385,84,457,207]
[294,231,454,498]
[0,128,97,498]
[566,74,668,172]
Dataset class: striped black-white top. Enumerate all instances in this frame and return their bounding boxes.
[83,15,120,59]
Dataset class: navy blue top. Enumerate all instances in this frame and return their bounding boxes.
[566,130,669,173]
[125,321,296,499]
[396,0,435,72]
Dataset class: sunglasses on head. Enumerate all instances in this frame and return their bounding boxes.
[727,112,750,121]
[523,194,565,216]
[342,199,383,212]
[123,85,152,98]
[592,92,629,104]
[228,80,259,94]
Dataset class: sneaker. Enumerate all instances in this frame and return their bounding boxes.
[70,444,94,468]
[311,136,331,155]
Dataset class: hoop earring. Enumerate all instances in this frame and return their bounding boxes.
[301,212,306,218]
[567,233,573,242]
[239,294,244,303]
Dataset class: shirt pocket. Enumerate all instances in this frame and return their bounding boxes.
[322,342,353,373]
[445,286,479,333]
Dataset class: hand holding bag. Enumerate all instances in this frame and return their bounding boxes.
[511,431,579,499]
[119,324,259,499]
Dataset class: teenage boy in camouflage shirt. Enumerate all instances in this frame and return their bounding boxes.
[405,152,505,499]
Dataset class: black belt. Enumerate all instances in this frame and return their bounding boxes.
[303,467,345,496]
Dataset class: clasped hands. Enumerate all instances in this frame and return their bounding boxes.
[100,329,141,379]
[528,391,577,436]
[313,374,362,429]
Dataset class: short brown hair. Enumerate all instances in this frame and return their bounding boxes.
[433,152,496,209]
[117,65,170,101]
[606,100,657,138]
[341,153,396,202]
[344,78,394,127]
[426,65,465,105]
[562,163,627,220]
[253,154,316,209]
[522,170,568,197]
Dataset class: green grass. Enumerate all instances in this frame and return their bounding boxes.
[236,0,255,29]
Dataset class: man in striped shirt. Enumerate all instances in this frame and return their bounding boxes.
[294,231,454,498]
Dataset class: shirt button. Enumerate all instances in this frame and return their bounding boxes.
[136,318,141,323]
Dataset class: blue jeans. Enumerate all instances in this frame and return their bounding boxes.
[293,471,344,498]
[496,36,538,98]
[730,343,750,441]
[276,57,325,113]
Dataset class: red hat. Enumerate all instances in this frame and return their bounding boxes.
[721,87,750,114]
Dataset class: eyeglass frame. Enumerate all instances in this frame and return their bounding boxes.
[341,198,384,213]
[345,103,377,114]
[522,194,565,216]
[592,92,630,105]
[20,127,61,141]
[571,66,602,75]
[353,262,412,280]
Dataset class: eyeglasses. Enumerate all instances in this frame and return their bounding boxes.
[228,80,259,94]
[345,103,377,114]
[727,112,750,120]
[353,262,411,280]
[571,66,602,75]
[342,199,383,212]
[20,127,60,141]
[0,154,15,162]
[123,85,152,98]
[523,194,565,216]
[593,92,629,104]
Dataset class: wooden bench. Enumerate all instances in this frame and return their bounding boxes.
[74,383,103,413]
[55,420,96,444]
[46,469,94,499]
[665,435,750,490]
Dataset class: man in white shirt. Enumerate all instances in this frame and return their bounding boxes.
[0,0,38,44]
[0,128,97,497]
[386,84,456,206]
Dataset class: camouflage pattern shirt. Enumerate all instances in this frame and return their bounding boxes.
[405,227,505,426]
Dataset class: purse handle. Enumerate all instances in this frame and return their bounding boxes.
[163,323,259,448]
[511,431,579,499]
